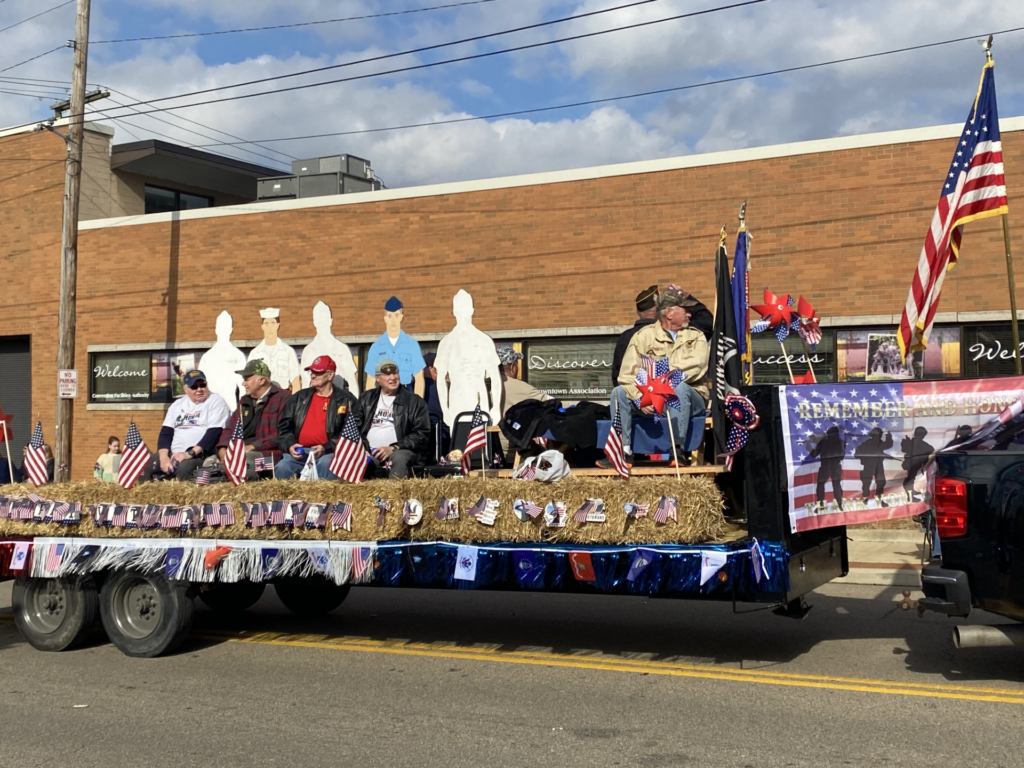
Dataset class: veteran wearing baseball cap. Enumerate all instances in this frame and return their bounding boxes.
[213,359,293,480]
[146,369,231,482]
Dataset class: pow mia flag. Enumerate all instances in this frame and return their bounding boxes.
[710,231,743,464]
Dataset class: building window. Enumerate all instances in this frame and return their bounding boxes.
[524,338,616,399]
[144,185,213,214]
[90,350,211,404]
[962,324,1024,378]
[835,327,960,382]
[751,331,835,384]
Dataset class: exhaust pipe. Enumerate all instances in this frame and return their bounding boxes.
[953,624,1024,649]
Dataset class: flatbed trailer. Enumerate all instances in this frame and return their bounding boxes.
[0,385,848,657]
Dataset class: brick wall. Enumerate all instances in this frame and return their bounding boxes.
[2,125,1023,479]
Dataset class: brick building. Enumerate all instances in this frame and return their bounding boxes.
[1,116,1022,479]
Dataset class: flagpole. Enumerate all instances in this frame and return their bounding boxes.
[2,423,13,482]
[1002,214,1023,375]
[664,411,682,482]
[798,336,818,383]
[780,342,796,383]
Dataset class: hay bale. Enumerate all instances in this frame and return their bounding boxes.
[0,476,725,544]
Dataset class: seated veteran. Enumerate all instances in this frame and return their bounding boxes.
[275,355,362,480]
[359,359,431,479]
[215,359,292,480]
[145,369,231,481]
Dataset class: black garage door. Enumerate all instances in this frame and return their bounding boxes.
[0,336,31,465]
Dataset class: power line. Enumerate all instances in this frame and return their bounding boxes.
[190,25,1024,148]
[0,89,67,99]
[0,0,74,37]
[86,0,770,120]
[91,0,501,44]
[0,44,66,74]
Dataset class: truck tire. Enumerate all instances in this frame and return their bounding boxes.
[199,581,266,614]
[99,570,194,658]
[274,577,350,616]
[12,576,99,652]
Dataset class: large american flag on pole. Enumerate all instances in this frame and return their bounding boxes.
[898,61,1008,360]
[461,404,487,474]
[329,413,369,484]
[117,421,150,489]
[603,407,630,479]
[223,415,247,486]
[23,421,48,487]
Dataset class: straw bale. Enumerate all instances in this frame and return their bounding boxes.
[0,476,724,544]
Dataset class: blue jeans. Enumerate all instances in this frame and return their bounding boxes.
[274,453,338,480]
[610,383,705,453]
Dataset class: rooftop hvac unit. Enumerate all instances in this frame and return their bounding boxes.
[341,174,375,194]
[291,154,373,179]
[297,172,341,198]
[257,175,297,199]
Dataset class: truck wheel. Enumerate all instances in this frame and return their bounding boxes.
[12,577,98,652]
[100,570,194,658]
[199,581,266,614]
[274,577,351,616]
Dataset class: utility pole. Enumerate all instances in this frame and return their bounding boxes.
[54,0,91,483]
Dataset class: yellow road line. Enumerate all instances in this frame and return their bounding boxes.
[192,628,1024,706]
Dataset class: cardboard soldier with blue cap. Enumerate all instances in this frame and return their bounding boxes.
[364,296,426,397]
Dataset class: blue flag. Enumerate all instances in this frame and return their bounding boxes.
[164,546,184,579]
[262,548,282,578]
[627,548,658,582]
[513,549,544,589]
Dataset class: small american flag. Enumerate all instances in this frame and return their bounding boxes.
[141,504,160,528]
[513,462,537,480]
[194,468,213,485]
[625,502,649,519]
[604,407,630,480]
[254,455,274,473]
[521,500,544,519]
[461,404,487,474]
[162,506,184,529]
[45,542,65,574]
[652,495,677,525]
[638,354,657,379]
[224,416,247,485]
[110,505,128,527]
[898,61,1008,359]
[50,501,70,524]
[466,495,486,519]
[250,502,269,528]
[573,499,596,523]
[352,546,373,580]
[219,503,236,527]
[330,502,353,532]
[290,501,308,528]
[23,421,48,487]
[269,501,288,526]
[329,413,369,484]
[117,421,150,490]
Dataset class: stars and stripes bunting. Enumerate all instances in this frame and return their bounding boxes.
[898,61,1008,360]
[23,421,48,487]
[117,421,150,489]
[44,542,65,574]
[329,413,369,484]
[604,407,630,479]
[223,414,248,485]
[352,546,373,580]
[330,502,353,532]
[461,404,487,474]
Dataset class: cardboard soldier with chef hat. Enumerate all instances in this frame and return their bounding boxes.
[248,308,301,393]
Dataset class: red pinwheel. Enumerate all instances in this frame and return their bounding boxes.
[795,295,822,348]
[792,371,817,384]
[638,374,678,415]
[750,289,795,331]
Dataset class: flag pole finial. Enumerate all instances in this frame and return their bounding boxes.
[981,34,993,63]
[738,201,747,232]
[719,225,727,247]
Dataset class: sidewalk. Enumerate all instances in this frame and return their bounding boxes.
[844,528,925,587]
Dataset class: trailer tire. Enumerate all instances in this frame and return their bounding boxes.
[199,581,266,614]
[275,577,350,616]
[100,570,194,658]
[12,576,99,652]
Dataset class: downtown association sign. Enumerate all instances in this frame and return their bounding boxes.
[779,376,1024,533]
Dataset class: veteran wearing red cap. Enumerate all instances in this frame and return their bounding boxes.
[275,354,363,480]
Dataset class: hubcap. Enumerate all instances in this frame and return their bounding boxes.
[25,580,67,635]
[111,576,162,640]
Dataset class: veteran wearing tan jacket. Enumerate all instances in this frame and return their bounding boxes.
[610,287,710,462]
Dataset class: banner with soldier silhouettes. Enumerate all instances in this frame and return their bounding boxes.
[779,376,1024,533]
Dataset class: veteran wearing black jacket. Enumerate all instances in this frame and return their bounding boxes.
[275,355,362,480]
[359,358,431,479]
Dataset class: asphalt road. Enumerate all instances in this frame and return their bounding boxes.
[1,580,1022,768]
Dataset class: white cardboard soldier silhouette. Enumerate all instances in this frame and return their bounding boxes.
[248,307,301,392]
[435,289,502,429]
[300,301,360,395]
[198,311,246,412]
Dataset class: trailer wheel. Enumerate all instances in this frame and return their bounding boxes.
[199,581,266,614]
[12,576,98,652]
[100,571,194,658]
[274,577,350,616]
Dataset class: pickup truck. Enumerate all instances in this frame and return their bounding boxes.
[919,449,1024,648]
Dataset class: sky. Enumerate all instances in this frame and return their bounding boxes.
[1,0,1023,188]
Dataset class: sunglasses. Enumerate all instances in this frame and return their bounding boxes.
[309,369,332,376]
[378,365,399,375]
[189,381,208,389]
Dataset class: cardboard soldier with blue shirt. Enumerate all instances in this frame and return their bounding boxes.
[363,296,426,398]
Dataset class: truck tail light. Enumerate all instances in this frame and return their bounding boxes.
[934,477,968,539]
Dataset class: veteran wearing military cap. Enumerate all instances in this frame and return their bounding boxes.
[214,359,292,480]
[248,307,301,393]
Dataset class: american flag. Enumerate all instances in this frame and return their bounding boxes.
[573,499,596,523]
[329,413,369,484]
[604,407,630,479]
[220,503,236,526]
[290,501,308,528]
[652,495,677,524]
[162,505,184,529]
[110,505,128,527]
[898,62,1008,359]
[520,500,544,519]
[250,502,269,528]
[50,501,70,524]
[45,542,65,574]
[141,504,160,529]
[638,354,657,379]
[254,455,274,473]
[194,468,212,485]
[224,416,247,486]
[461,404,487,474]
[466,495,486,519]
[23,421,48,487]
[330,502,352,531]
[352,546,373,580]
[269,501,288,526]
[117,421,150,490]
[513,461,537,480]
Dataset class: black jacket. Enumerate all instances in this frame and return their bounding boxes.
[359,386,432,460]
[278,385,362,454]
[688,298,713,341]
